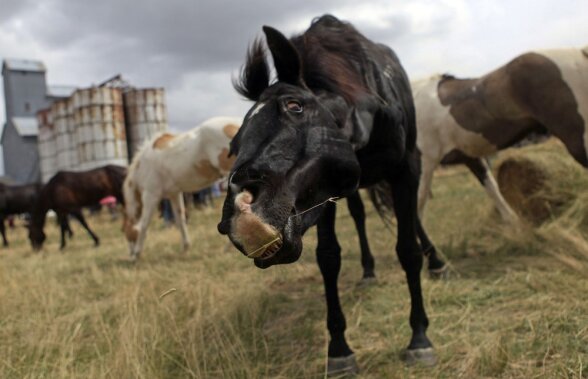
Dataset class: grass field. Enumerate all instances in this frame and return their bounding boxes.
[1,141,587,378]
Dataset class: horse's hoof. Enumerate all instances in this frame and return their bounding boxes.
[428,264,449,280]
[356,276,377,287]
[401,347,437,367]
[327,354,359,377]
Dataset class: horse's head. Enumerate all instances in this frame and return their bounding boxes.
[218,26,360,268]
[27,221,46,251]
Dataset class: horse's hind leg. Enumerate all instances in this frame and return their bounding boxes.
[416,217,447,278]
[71,210,100,247]
[346,191,376,284]
[464,157,518,223]
[389,163,436,366]
[169,193,190,253]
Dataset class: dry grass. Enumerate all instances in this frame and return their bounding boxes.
[1,139,587,378]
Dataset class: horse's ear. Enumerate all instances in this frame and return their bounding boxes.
[263,26,302,86]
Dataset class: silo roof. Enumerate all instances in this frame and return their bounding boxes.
[47,85,77,98]
[12,117,39,136]
[2,59,46,73]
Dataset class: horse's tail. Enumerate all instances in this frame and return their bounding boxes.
[367,181,395,228]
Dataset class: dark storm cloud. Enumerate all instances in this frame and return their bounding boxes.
[25,0,380,86]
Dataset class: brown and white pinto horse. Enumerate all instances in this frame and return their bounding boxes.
[122,116,241,260]
[28,165,127,250]
[414,46,588,221]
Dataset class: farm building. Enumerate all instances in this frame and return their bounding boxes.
[1,59,75,184]
[2,59,169,184]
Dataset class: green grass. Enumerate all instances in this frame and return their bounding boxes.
[1,140,587,378]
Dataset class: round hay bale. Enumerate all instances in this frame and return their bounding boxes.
[496,140,587,224]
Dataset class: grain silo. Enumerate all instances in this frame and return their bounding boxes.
[36,108,56,183]
[72,87,128,170]
[50,99,76,171]
[123,88,168,158]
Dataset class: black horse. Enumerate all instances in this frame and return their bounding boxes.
[218,15,445,374]
[0,183,44,246]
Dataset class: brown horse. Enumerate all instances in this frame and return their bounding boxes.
[28,165,127,250]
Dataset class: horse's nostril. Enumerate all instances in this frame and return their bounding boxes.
[217,220,231,235]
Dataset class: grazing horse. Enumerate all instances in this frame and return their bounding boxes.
[28,165,127,250]
[122,116,241,260]
[414,46,588,221]
[218,15,444,374]
[0,183,42,246]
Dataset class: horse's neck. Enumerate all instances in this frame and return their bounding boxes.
[31,188,51,228]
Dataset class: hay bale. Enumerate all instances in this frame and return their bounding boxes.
[496,140,588,224]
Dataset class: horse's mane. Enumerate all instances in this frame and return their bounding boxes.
[234,15,369,104]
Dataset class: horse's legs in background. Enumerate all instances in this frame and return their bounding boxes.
[0,215,8,247]
[131,193,158,260]
[416,217,447,276]
[389,163,436,366]
[70,210,100,247]
[346,191,376,283]
[316,201,359,375]
[57,213,70,250]
[417,156,438,219]
[463,157,519,222]
[169,192,191,252]
[65,215,73,238]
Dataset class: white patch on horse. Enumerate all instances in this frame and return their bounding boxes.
[248,102,266,119]
[539,49,588,164]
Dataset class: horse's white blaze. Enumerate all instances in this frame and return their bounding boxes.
[248,102,266,119]
[538,49,588,164]
[123,116,242,259]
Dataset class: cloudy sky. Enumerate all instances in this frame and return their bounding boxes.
[1,0,587,175]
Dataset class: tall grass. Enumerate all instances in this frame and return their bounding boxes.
[0,140,587,378]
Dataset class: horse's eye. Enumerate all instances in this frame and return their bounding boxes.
[286,100,303,113]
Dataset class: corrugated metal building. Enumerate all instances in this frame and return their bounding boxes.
[1,59,74,184]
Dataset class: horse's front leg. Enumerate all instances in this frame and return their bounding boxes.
[316,201,359,376]
[131,193,158,260]
[390,163,436,366]
[57,213,69,250]
[169,192,191,252]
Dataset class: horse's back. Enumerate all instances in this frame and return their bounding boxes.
[128,116,241,194]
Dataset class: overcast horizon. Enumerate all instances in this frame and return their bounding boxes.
[1,0,587,176]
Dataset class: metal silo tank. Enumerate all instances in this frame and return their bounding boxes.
[36,108,57,183]
[73,87,128,170]
[50,99,70,173]
[123,88,168,159]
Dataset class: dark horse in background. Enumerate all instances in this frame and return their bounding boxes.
[28,165,126,250]
[0,183,59,247]
[218,15,445,375]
